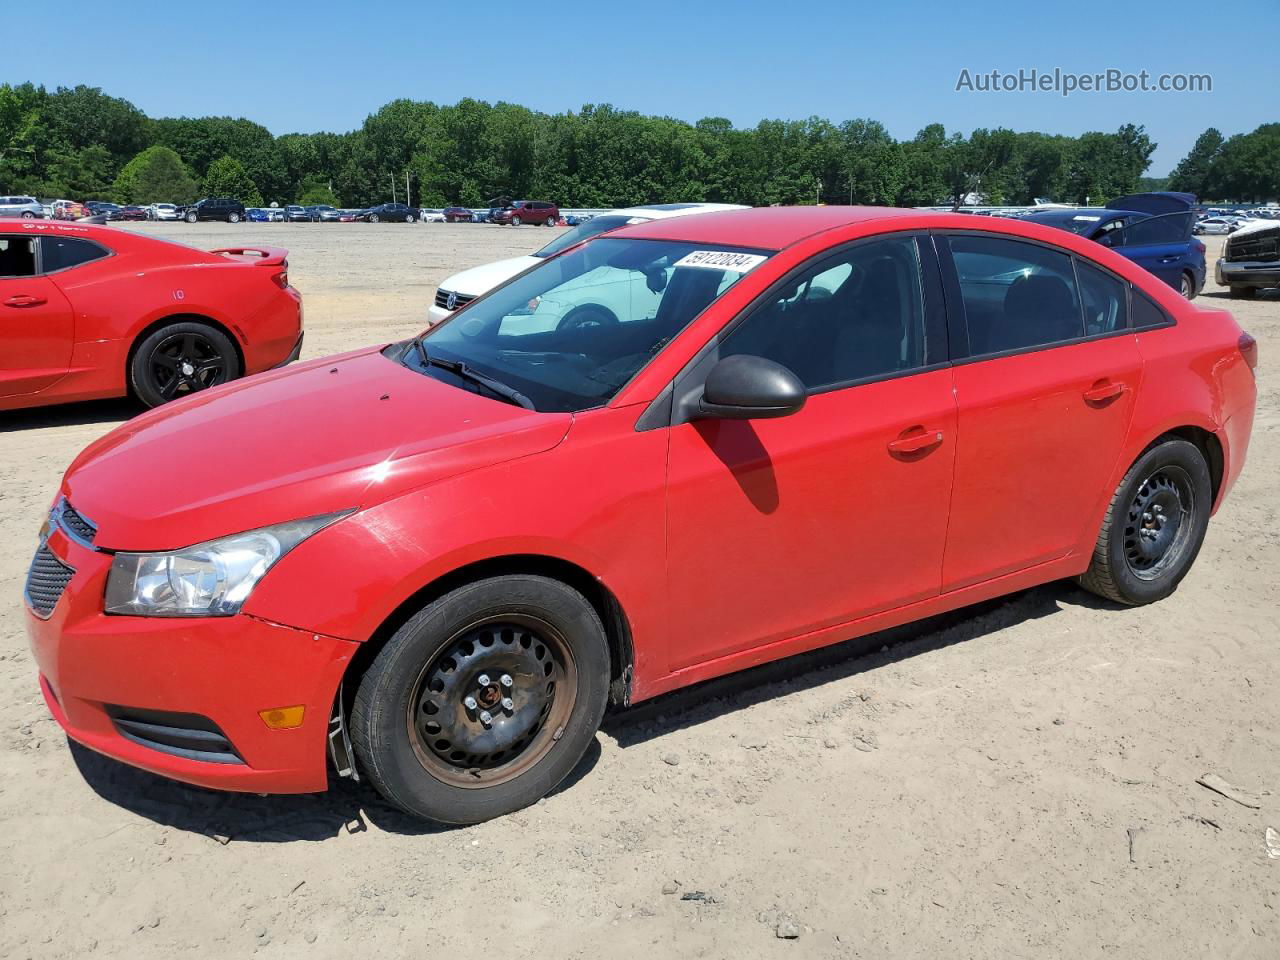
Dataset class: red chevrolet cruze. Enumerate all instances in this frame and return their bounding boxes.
[0,220,302,410]
[25,207,1256,823]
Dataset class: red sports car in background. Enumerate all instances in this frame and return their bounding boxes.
[24,206,1255,824]
[0,220,302,410]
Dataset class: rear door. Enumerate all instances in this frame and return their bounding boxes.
[1108,212,1195,291]
[938,232,1141,590]
[0,234,76,399]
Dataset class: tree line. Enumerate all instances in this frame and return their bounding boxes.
[2,82,1274,210]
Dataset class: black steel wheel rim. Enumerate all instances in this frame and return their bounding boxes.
[148,331,227,399]
[1123,465,1195,580]
[406,614,577,788]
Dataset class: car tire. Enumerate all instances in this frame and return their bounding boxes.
[21,211,34,219]
[369,214,380,223]
[545,217,556,227]
[350,575,610,825]
[185,211,197,223]
[129,321,241,408]
[1078,438,1211,606]
[228,212,241,223]
[511,216,522,226]
[1180,272,1196,300]
[1229,286,1256,299]
[405,214,416,223]
[556,304,619,332]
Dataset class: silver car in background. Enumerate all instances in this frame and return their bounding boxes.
[0,196,46,219]
[149,203,180,221]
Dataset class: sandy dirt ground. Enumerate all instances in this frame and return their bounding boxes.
[0,223,1277,959]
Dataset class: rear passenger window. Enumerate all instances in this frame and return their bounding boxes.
[0,237,37,277]
[41,237,109,272]
[1075,260,1127,335]
[949,235,1083,355]
[1131,289,1172,329]
[722,235,926,391]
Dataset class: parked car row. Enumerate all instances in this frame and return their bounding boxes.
[17,204,1258,829]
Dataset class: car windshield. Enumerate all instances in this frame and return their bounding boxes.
[534,215,637,258]
[408,237,770,413]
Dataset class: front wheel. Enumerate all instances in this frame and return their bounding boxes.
[185,211,198,223]
[350,575,610,824]
[1078,438,1211,606]
[129,321,241,407]
[369,214,380,223]
[405,214,416,223]
[228,212,241,223]
[511,215,522,226]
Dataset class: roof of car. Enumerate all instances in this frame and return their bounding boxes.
[611,205,927,250]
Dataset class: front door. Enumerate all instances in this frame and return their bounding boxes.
[664,234,956,670]
[0,234,75,399]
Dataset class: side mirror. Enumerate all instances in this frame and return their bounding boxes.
[697,355,806,420]
[1097,233,1116,248]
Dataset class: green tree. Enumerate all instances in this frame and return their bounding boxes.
[202,155,262,205]
[296,175,338,205]
[1168,128,1223,198]
[112,145,198,204]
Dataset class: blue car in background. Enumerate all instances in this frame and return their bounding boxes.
[1020,192,1205,299]
[246,207,284,222]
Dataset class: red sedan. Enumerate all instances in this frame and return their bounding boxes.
[0,220,302,410]
[26,207,1256,823]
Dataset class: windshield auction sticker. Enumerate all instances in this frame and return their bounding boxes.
[674,250,767,272]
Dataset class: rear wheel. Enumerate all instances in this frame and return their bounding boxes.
[129,321,240,407]
[228,212,241,223]
[545,217,556,227]
[405,214,416,223]
[21,211,34,219]
[1078,438,1211,605]
[351,575,610,824]
[1230,286,1256,299]
[1180,272,1196,299]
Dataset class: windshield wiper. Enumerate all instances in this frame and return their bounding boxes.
[413,340,535,410]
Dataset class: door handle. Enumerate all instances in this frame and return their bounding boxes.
[1083,380,1125,403]
[4,294,46,307]
[1157,255,1179,263]
[887,428,944,455]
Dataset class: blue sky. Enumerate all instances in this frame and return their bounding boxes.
[14,0,1277,174]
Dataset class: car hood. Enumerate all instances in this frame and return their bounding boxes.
[61,346,572,551]
[441,255,541,298]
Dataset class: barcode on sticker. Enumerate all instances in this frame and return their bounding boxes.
[674,250,767,272]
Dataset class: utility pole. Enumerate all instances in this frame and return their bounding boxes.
[405,170,411,210]
[391,173,396,204]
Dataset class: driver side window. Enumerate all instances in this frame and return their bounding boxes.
[721,236,926,392]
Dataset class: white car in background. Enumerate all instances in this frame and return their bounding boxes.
[419,208,446,222]
[149,203,180,221]
[427,202,749,325]
[0,195,46,218]
[1194,217,1239,236]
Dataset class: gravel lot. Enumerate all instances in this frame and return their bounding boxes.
[1,224,1277,959]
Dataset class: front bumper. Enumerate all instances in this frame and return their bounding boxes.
[427,304,452,326]
[25,526,358,793]
[1216,258,1280,289]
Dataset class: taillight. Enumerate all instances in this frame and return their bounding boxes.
[272,261,289,289]
[1239,332,1258,374]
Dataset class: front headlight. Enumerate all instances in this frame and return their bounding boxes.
[104,512,350,617]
